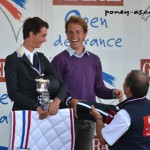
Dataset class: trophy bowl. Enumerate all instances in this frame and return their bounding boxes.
[35,78,50,110]
[35,78,50,92]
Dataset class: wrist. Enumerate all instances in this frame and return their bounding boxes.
[54,98,61,104]
[95,117,103,121]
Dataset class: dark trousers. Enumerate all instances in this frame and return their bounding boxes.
[74,119,95,150]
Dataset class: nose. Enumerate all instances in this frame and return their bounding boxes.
[43,37,47,42]
[72,32,77,37]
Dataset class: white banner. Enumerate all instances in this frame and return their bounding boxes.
[0,0,150,149]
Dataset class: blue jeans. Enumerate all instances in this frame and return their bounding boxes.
[74,119,95,150]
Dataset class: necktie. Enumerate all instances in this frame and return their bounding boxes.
[33,53,39,69]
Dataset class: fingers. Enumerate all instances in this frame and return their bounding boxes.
[73,105,78,118]
[91,105,94,109]
[114,89,123,102]
[117,92,123,102]
[39,110,49,120]
[90,105,95,116]
[90,105,102,120]
[37,101,60,119]
[48,101,59,115]
[48,107,58,115]
[69,98,78,118]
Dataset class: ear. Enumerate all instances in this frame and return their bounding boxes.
[29,31,34,38]
[126,86,133,96]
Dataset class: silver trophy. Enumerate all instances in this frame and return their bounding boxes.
[35,78,50,110]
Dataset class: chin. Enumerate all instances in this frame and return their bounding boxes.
[71,45,79,50]
[36,45,41,48]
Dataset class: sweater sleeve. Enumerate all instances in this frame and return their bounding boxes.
[94,56,114,99]
[51,54,71,103]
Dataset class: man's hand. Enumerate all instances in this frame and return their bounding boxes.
[70,98,78,118]
[48,98,61,115]
[90,106,106,145]
[90,105,102,120]
[113,89,123,102]
[36,106,49,120]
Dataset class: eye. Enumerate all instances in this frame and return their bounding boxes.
[67,31,73,35]
[76,30,81,34]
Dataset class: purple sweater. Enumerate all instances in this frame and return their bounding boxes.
[51,50,114,103]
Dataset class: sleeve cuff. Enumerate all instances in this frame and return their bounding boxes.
[112,89,116,99]
[66,97,72,107]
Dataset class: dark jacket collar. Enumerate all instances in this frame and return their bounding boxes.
[117,96,146,108]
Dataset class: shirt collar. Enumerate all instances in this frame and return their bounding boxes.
[66,47,90,58]
[22,45,35,57]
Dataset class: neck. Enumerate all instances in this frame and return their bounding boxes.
[23,40,34,53]
[73,47,84,56]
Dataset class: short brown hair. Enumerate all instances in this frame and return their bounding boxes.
[65,15,88,34]
[23,17,49,39]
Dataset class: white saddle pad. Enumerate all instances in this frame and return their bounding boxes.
[9,109,74,150]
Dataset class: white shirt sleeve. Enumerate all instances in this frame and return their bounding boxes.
[101,109,131,146]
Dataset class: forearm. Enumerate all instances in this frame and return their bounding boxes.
[95,118,107,145]
[55,81,67,102]
[95,86,114,99]
[90,105,108,145]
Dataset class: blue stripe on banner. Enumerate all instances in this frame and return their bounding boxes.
[11,0,27,9]
[0,146,8,150]
[20,111,26,148]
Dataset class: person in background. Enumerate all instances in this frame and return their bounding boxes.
[51,15,123,150]
[90,70,150,150]
[5,17,67,119]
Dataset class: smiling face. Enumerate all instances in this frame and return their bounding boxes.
[66,23,87,53]
[31,26,47,48]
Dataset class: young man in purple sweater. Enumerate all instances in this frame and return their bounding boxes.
[51,15,123,150]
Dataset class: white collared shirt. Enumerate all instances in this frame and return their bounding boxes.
[22,45,35,65]
[66,47,90,58]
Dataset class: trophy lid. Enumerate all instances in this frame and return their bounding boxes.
[35,78,49,83]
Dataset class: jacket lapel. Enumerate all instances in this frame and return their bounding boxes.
[36,52,44,73]
[22,54,32,66]
[16,46,42,76]
[16,45,32,66]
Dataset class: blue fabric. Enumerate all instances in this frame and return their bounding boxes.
[20,111,26,148]
[110,97,150,150]
[0,146,8,150]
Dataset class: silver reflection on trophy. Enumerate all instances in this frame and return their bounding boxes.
[35,78,50,110]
